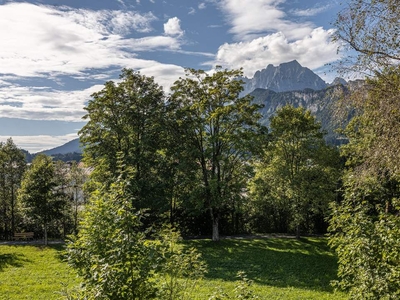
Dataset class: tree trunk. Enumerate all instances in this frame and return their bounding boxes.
[212,213,220,242]
[11,185,15,238]
[296,224,300,239]
[44,223,48,246]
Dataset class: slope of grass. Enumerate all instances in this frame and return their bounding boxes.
[0,237,347,299]
[186,237,347,299]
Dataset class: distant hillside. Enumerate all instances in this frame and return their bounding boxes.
[40,138,82,155]
[250,84,351,145]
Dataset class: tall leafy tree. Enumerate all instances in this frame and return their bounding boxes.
[18,154,66,245]
[250,105,340,238]
[79,69,169,216]
[329,69,400,299]
[330,1,400,297]
[0,138,26,239]
[169,67,264,241]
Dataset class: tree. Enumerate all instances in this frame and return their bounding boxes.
[330,1,400,296]
[333,0,400,75]
[67,161,87,234]
[250,105,340,238]
[18,154,67,245]
[329,69,400,299]
[79,69,169,218]
[168,67,264,241]
[67,164,206,299]
[67,172,158,299]
[0,138,26,239]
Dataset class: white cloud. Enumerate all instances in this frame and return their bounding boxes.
[198,3,206,9]
[164,17,184,37]
[188,7,196,15]
[0,3,183,78]
[217,0,315,41]
[290,5,331,17]
[0,84,103,121]
[0,134,79,153]
[213,27,340,78]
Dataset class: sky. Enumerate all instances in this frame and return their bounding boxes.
[0,0,344,153]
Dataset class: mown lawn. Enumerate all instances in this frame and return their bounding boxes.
[0,244,79,300]
[0,237,347,299]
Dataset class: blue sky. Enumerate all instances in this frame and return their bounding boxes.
[0,0,343,152]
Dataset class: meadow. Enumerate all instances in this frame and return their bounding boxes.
[0,237,347,299]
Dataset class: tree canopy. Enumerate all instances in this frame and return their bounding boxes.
[168,67,265,241]
[250,105,340,238]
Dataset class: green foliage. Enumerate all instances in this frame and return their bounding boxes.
[207,271,258,299]
[155,226,207,299]
[18,154,67,244]
[329,68,400,299]
[169,67,265,240]
[67,175,157,299]
[250,105,341,236]
[0,138,26,239]
[79,69,169,218]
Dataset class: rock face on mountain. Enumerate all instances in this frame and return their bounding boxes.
[250,84,351,145]
[241,60,327,95]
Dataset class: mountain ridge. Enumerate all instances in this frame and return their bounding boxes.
[241,60,328,95]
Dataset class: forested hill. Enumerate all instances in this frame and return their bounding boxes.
[250,83,351,145]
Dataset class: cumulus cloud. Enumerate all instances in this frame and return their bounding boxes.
[198,3,206,9]
[164,17,184,37]
[217,0,315,41]
[213,27,340,78]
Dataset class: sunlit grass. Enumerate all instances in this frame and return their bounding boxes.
[0,237,347,299]
[0,244,79,300]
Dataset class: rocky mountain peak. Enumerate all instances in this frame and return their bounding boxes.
[330,77,347,86]
[241,60,327,95]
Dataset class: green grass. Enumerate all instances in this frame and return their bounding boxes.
[0,244,79,300]
[0,237,347,299]
[186,237,347,299]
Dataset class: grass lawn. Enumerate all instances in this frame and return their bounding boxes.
[187,237,347,299]
[0,244,80,300]
[0,237,347,299]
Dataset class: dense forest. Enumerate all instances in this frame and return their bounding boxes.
[1,0,400,298]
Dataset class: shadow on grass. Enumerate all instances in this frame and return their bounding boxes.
[186,237,338,293]
[0,244,66,273]
[0,252,28,271]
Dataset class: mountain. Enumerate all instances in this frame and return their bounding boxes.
[39,138,82,155]
[250,84,351,145]
[241,60,327,95]
[329,77,347,86]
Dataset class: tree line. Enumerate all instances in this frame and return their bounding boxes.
[0,69,340,243]
[0,147,87,242]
